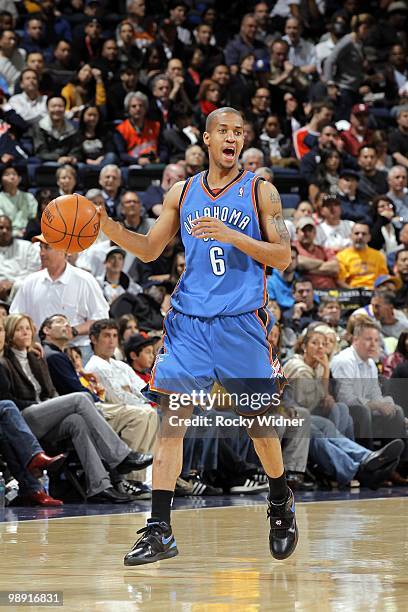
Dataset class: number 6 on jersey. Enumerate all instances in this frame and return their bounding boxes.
[209,246,225,276]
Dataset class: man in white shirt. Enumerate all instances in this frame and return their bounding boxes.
[315,194,354,252]
[10,235,109,362]
[8,68,47,125]
[0,215,40,301]
[85,319,159,477]
[0,29,26,93]
[283,17,317,75]
[331,319,407,468]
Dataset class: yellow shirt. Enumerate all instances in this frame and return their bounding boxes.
[336,246,388,289]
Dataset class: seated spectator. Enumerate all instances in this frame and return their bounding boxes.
[29,95,77,164]
[194,79,221,132]
[370,291,408,341]
[283,16,317,76]
[241,147,264,173]
[309,149,341,202]
[282,278,319,332]
[107,64,150,121]
[142,163,186,218]
[0,215,40,302]
[124,333,157,383]
[211,64,231,106]
[0,301,9,319]
[64,345,105,401]
[85,318,157,408]
[116,20,143,69]
[259,114,293,166]
[337,223,388,289]
[228,53,258,112]
[0,396,65,506]
[148,73,177,128]
[46,40,76,90]
[109,280,167,331]
[24,188,57,242]
[21,17,52,62]
[0,167,37,236]
[254,167,274,182]
[120,190,155,263]
[300,124,345,185]
[98,164,123,219]
[383,331,408,378]
[0,29,25,94]
[292,101,334,160]
[194,24,224,77]
[162,102,200,163]
[284,326,354,437]
[10,235,109,364]
[183,144,206,177]
[56,164,77,196]
[331,318,408,483]
[309,415,403,489]
[317,299,348,345]
[8,69,47,125]
[224,13,268,76]
[91,38,121,87]
[72,105,117,168]
[40,314,158,488]
[61,64,106,118]
[284,200,314,240]
[115,91,164,165]
[71,16,103,67]
[357,146,388,204]
[97,246,141,304]
[126,0,156,50]
[387,165,408,221]
[138,43,167,86]
[388,105,408,169]
[245,87,272,134]
[129,236,179,286]
[0,313,149,502]
[267,244,298,311]
[339,104,374,158]
[315,194,354,253]
[369,195,399,254]
[294,216,339,289]
[394,248,408,312]
[115,313,139,361]
[336,169,371,225]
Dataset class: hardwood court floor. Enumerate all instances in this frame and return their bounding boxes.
[0,498,407,611]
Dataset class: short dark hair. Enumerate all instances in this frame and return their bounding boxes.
[39,314,67,343]
[293,277,313,291]
[46,95,67,108]
[372,290,395,306]
[395,248,408,262]
[89,319,118,343]
[19,68,38,84]
[205,107,243,132]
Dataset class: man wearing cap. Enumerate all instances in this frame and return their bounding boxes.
[340,104,374,158]
[9,235,109,363]
[315,194,354,253]
[295,216,339,289]
[336,223,388,289]
[336,168,371,225]
[124,334,157,383]
[97,246,142,305]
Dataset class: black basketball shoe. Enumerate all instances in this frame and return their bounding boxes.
[124,519,178,566]
[267,488,298,560]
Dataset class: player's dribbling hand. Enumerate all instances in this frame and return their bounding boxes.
[191,217,233,243]
[95,204,109,230]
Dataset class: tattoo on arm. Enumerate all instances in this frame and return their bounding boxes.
[269,189,290,244]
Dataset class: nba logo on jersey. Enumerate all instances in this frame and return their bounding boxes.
[238,186,244,197]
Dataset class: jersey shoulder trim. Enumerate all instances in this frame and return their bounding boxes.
[178,177,193,209]
[251,175,265,221]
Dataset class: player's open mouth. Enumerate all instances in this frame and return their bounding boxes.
[222,147,235,160]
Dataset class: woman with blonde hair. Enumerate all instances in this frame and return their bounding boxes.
[0,313,143,502]
[284,324,354,438]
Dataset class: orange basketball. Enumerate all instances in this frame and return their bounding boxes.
[41,194,100,253]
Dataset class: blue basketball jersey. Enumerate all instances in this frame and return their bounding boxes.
[171,169,267,317]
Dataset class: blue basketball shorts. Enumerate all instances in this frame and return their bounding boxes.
[147,308,286,416]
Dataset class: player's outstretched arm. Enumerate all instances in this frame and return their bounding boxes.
[191,181,291,271]
[97,182,183,262]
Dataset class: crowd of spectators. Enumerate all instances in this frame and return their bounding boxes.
[1,0,408,505]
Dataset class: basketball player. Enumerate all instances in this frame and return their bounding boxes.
[96,107,297,565]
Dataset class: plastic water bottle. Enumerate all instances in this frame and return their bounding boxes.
[39,470,49,495]
[0,472,5,509]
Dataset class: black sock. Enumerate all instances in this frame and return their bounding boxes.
[151,489,173,525]
[268,471,288,504]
